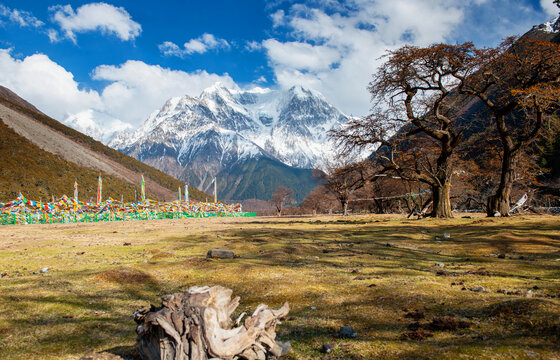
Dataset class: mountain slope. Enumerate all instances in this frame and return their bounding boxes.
[0,86,207,202]
[110,84,346,202]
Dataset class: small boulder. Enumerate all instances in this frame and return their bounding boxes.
[443,233,451,239]
[470,286,489,293]
[338,326,357,338]
[497,254,506,259]
[206,249,235,259]
[321,344,334,353]
[435,262,445,267]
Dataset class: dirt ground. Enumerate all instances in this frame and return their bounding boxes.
[0,214,559,359]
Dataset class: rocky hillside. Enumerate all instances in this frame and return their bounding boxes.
[0,86,207,202]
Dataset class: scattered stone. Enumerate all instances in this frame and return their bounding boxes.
[353,276,372,280]
[470,286,489,293]
[123,242,132,246]
[497,254,506,259]
[526,290,533,298]
[519,255,525,260]
[206,249,235,259]
[217,235,222,238]
[350,269,360,274]
[76,251,85,255]
[435,262,445,267]
[443,233,451,239]
[310,306,316,310]
[532,285,539,290]
[338,326,357,338]
[368,283,377,287]
[33,267,49,274]
[385,243,391,247]
[321,344,334,354]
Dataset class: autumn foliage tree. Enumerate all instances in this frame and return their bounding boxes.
[456,38,560,216]
[333,43,485,217]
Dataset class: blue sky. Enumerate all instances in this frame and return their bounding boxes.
[0,0,558,135]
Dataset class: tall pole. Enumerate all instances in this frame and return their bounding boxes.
[97,176,102,203]
[141,175,145,202]
[214,177,217,203]
[178,186,181,202]
[185,183,189,202]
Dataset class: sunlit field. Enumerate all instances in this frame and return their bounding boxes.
[0,214,559,359]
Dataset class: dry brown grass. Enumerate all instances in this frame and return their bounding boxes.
[0,214,559,359]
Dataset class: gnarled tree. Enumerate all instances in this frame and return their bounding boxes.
[333,43,482,217]
[456,38,560,216]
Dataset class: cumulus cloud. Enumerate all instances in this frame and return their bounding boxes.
[262,0,552,117]
[0,49,237,135]
[540,0,559,17]
[0,4,44,27]
[92,60,236,125]
[263,39,341,71]
[159,33,230,57]
[0,49,101,119]
[49,2,141,43]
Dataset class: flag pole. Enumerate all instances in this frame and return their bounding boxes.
[214,177,217,203]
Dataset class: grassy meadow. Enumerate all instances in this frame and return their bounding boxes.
[0,214,559,359]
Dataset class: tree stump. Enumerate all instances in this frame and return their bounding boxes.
[134,285,290,360]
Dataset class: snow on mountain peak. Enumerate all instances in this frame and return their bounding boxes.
[534,15,560,33]
[110,83,349,172]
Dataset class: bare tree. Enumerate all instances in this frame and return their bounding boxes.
[333,43,484,217]
[269,186,294,216]
[301,185,333,216]
[321,160,371,216]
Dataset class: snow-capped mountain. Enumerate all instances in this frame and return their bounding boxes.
[109,83,349,201]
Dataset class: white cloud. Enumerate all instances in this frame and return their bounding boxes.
[263,39,341,71]
[49,2,141,43]
[262,0,550,117]
[0,49,237,136]
[245,40,262,52]
[92,60,237,125]
[271,9,285,27]
[159,33,230,57]
[0,4,44,27]
[540,0,559,17]
[0,49,101,120]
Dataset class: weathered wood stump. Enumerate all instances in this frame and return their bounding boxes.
[134,285,290,360]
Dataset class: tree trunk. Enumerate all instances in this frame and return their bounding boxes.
[342,200,349,216]
[487,113,519,217]
[487,147,517,217]
[134,285,291,360]
[430,149,453,218]
[431,183,452,218]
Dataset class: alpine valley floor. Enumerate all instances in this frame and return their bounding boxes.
[0,214,559,359]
